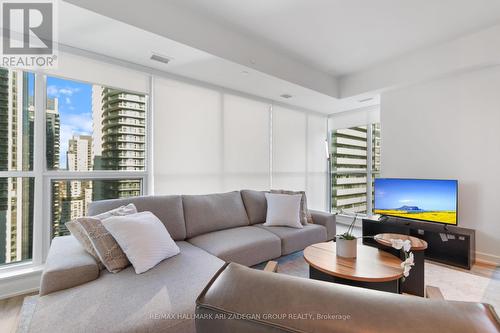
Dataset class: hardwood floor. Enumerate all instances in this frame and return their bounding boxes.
[0,292,37,333]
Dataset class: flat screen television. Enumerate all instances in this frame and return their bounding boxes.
[374,178,458,225]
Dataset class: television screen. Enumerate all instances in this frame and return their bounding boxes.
[374,178,458,225]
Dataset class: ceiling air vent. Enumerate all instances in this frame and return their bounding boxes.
[358,97,374,103]
[150,53,172,65]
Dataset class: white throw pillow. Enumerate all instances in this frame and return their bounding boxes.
[264,193,303,229]
[93,203,137,220]
[102,211,180,274]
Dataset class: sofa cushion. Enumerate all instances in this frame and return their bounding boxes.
[30,242,224,333]
[88,195,186,241]
[187,226,281,266]
[40,236,100,296]
[240,189,267,224]
[183,191,250,238]
[256,223,327,255]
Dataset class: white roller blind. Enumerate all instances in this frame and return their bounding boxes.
[223,94,271,191]
[154,77,223,194]
[272,106,307,191]
[39,50,149,93]
[328,105,380,130]
[307,114,328,210]
[153,76,328,204]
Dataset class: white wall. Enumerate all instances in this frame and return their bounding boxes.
[381,66,500,263]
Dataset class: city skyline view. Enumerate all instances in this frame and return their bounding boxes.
[46,77,93,169]
[0,68,147,265]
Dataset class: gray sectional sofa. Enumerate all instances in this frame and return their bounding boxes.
[29,190,335,333]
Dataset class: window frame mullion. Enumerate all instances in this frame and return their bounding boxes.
[32,73,46,266]
[366,123,373,215]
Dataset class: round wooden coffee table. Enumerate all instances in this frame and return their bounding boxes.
[303,241,403,293]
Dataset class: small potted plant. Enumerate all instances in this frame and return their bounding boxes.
[335,212,358,258]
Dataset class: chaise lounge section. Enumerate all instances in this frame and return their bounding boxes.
[28,190,335,333]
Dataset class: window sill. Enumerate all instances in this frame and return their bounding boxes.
[0,264,44,299]
[0,264,44,280]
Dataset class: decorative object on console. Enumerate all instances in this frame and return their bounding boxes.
[103,211,180,274]
[386,238,414,280]
[264,193,303,228]
[374,233,428,296]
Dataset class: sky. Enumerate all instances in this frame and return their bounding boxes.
[46,77,93,169]
[374,178,457,211]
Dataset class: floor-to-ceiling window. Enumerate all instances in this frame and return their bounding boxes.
[0,68,35,265]
[329,106,380,215]
[0,53,150,269]
[45,76,147,237]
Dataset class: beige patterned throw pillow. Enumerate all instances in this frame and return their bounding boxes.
[66,219,102,263]
[65,203,137,272]
[78,217,130,273]
[270,190,313,225]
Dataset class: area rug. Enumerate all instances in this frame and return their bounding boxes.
[255,251,500,312]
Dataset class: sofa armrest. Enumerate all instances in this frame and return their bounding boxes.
[196,263,500,333]
[310,210,336,241]
[40,235,100,296]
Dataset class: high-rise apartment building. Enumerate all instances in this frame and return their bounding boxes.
[67,135,93,172]
[331,124,380,214]
[100,88,145,198]
[57,135,93,236]
[46,98,60,169]
[0,68,34,264]
[46,98,62,236]
[92,85,103,169]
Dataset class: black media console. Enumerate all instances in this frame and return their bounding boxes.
[362,217,475,269]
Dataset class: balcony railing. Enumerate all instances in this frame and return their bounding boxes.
[103,110,145,120]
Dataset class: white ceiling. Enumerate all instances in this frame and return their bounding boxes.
[55,1,378,113]
[56,1,500,113]
[169,0,500,75]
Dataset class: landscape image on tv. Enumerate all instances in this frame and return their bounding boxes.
[374,178,457,225]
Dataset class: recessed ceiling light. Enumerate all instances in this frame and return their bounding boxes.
[358,97,374,103]
[280,94,292,99]
[150,53,172,65]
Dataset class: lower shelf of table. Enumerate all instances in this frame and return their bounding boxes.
[309,266,401,294]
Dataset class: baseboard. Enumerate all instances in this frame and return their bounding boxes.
[475,251,500,266]
[0,269,42,300]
